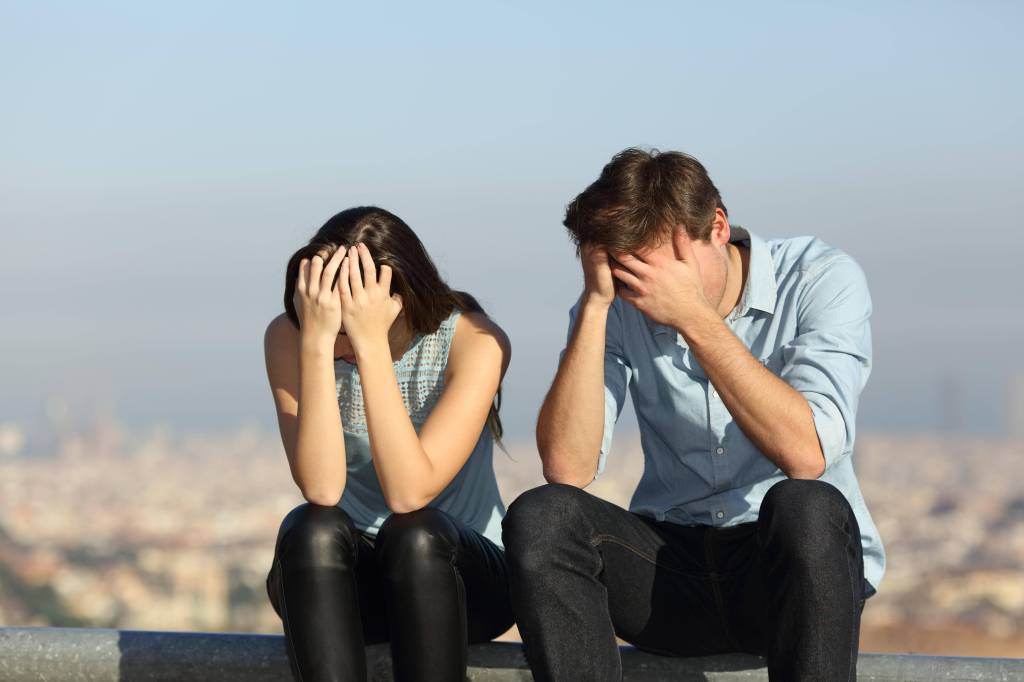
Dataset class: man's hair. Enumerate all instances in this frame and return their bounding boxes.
[563,147,727,253]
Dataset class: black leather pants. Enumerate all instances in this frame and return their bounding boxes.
[266,503,514,682]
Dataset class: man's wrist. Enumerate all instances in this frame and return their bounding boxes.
[674,302,723,345]
[582,291,613,311]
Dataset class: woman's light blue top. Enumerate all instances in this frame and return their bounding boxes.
[335,309,506,549]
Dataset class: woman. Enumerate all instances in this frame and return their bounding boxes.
[263,206,513,681]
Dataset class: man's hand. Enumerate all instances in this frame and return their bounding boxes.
[581,243,616,308]
[610,229,714,330]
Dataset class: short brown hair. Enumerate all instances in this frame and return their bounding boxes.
[563,147,727,253]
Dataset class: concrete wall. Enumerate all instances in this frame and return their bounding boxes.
[2,628,1023,681]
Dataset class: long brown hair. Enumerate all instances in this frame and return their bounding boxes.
[283,206,503,443]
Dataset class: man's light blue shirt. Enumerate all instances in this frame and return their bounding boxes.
[566,227,885,591]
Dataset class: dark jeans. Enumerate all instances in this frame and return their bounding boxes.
[502,478,872,682]
[266,504,514,682]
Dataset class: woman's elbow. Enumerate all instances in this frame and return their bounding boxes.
[383,488,437,515]
[300,485,343,507]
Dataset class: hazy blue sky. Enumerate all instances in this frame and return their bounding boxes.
[2,1,1022,443]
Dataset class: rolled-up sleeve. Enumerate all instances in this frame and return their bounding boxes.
[561,297,632,479]
[778,255,872,473]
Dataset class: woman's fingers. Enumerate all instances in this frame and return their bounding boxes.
[356,243,377,287]
[338,256,353,303]
[320,245,346,294]
[348,245,363,294]
[296,258,309,294]
[379,264,393,293]
[308,253,325,297]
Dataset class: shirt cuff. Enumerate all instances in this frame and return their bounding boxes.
[805,393,847,472]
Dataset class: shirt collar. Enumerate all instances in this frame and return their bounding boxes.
[728,225,777,320]
[646,225,778,341]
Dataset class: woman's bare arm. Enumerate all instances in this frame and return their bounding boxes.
[340,243,509,513]
[360,311,509,512]
[264,248,349,506]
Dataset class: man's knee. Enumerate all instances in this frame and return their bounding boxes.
[502,483,592,570]
[759,478,859,563]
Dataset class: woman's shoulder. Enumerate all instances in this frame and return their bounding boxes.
[264,313,300,362]
[265,313,298,344]
[449,310,511,376]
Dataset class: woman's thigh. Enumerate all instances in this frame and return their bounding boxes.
[265,509,389,644]
[373,507,515,643]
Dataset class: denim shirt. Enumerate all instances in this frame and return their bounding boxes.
[566,227,885,591]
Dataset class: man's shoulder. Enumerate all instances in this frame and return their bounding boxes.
[766,234,861,280]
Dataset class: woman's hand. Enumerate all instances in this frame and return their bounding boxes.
[292,246,346,348]
[338,243,403,357]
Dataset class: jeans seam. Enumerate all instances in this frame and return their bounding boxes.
[839,515,858,682]
[703,529,742,652]
[589,534,705,579]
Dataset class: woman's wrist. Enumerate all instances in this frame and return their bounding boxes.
[353,334,392,365]
[299,331,335,357]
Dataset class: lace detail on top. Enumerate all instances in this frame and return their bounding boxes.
[335,310,460,436]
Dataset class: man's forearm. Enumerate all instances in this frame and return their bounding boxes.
[680,306,825,479]
[536,298,610,486]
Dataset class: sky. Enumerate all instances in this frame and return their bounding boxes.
[1,1,1022,444]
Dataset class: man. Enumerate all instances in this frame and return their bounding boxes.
[502,148,884,681]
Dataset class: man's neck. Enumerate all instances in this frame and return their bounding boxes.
[717,242,749,318]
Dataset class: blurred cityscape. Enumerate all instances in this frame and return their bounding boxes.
[0,400,1022,657]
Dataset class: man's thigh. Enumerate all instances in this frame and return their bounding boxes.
[570,492,737,657]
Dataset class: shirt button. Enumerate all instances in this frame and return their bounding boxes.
[716,511,725,519]
[712,390,719,399]
[715,447,725,455]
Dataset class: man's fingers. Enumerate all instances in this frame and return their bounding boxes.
[611,266,643,293]
[615,252,652,276]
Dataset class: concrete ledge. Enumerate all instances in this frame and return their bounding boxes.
[1,627,1023,681]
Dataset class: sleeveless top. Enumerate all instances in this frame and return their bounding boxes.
[334,309,506,549]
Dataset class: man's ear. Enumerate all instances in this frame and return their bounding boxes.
[708,208,731,247]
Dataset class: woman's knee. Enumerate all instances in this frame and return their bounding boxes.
[275,502,359,567]
[376,507,459,578]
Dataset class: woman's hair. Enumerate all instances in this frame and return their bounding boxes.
[283,206,503,443]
